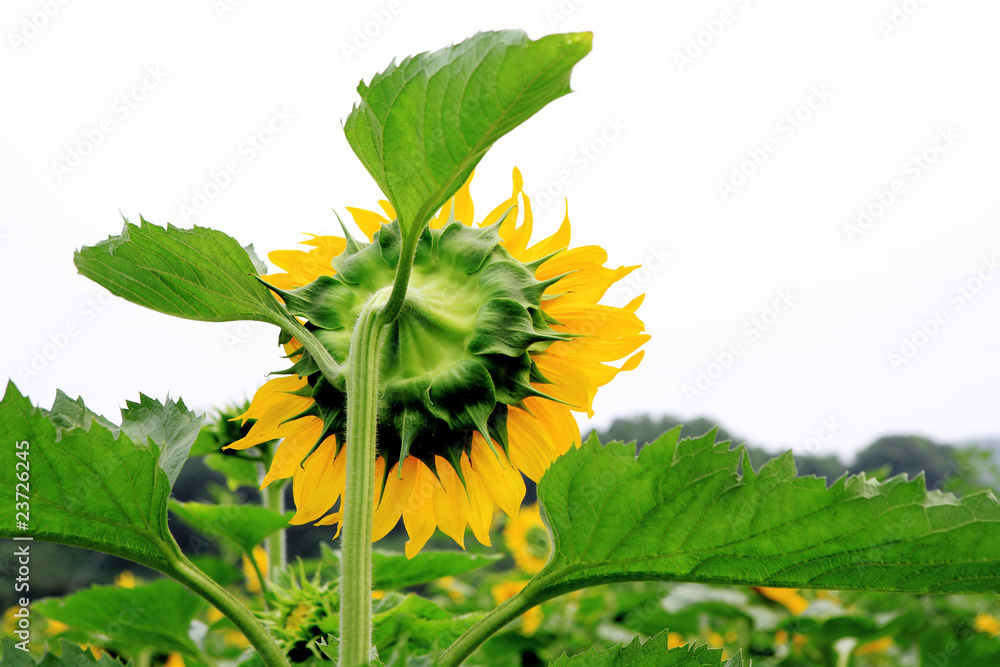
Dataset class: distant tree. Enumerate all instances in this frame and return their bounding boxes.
[850,435,956,489]
[594,415,995,493]
[593,414,737,450]
[793,454,850,480]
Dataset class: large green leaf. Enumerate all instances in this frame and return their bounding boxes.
[44,390,200,486]
[1,639,130,666]
[34,579,206,659]
[373,593,483,657]
[74,218,286,324]
[0,383,197,571]
[550,635,742,667]
[320,544,502,590]
[535,430,1000,596]
[344,30,591,239]
[169,500,292,554]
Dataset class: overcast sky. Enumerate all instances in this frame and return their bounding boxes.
[2,1,998,461]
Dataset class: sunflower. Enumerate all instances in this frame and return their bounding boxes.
[228,168,648,557]
[503,503,551,574]
[491,580,543,635]
[975,613,1000,637]
[754,587,809,616]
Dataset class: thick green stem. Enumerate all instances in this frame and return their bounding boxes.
[339,292,389,667]
[167,551,289,667]
[378,230,419,326]
[438,579,546,667]
[263,476,286,576]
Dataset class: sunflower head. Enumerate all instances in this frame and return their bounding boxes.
[230,169,648,557]
[267,210,572,480]
[263,564,338,661]
[503,503,551,574]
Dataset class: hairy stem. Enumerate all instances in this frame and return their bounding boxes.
[339,291,389,667]
[437,579,547,666]
[167,550,289,667]
[263,476,286,577]
[378,230,419,327]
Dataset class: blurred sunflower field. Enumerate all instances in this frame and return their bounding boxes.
[3,404,999,666]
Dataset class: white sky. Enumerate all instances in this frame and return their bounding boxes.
[2,1,998,461]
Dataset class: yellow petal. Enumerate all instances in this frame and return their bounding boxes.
[402,461,438,558]
[506,407,558,481]
[459,452,494,546]
[234,376,309,423]
[346,207,389,241]
[543,302,646,340]
[314,508,344,539]
[503,186,533,258]
[260,417,333,489]
[378,200,396,220]
[481,168,522,229]
[268,247,336,284]
[432,459,469,548]
[549,333,651,364]
[522,396,581,456]
[536,245,608,281]
[373,457,417,541]
[521,203,571,263]
[453,172,475,225]
[469,434,525,518]
[545,265,638,305]
[531,355,597,414]
[288,435,343,523]
[228,411,315,451]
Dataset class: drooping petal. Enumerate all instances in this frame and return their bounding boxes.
[536,245,607,280]
[402,461,439,558]
[522,396,581,457]
[459,453,495,546]
[433,458,469,548]
[373,457,417,540]
[233,376,309,424]
[289,435,344,523]
[346,207,389,241]
[519,202,571,263]
[469,434,525,518]
[506,407,558,481]
[378,200,396,220]
[453,174,475,225]
[261,419,326,487]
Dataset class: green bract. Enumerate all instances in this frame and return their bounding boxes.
[267,217,572,480]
